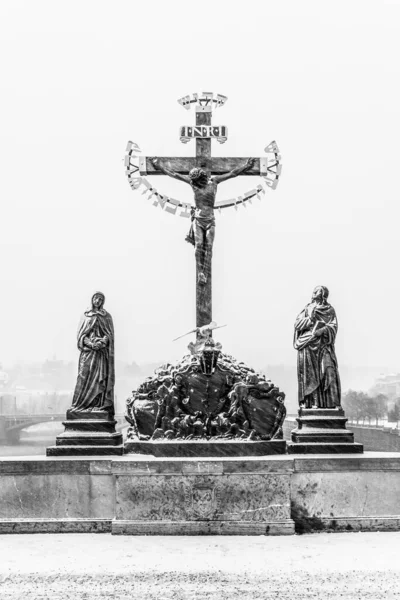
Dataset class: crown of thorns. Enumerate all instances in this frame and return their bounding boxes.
[189,168,207,181]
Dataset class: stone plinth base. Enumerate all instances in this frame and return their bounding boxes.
[2,454,400,535]
[112,455,294,535]
[46,410,123,456]
[287,442,364,454]
[112,520,294,535]
[0,518,112,534]
[47,445,124,456]
[124,440,286,457]
[290,454,400,533]
[290,408,363,453]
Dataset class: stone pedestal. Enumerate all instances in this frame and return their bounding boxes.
[287,408,363,454]
[112,456,294,535]
[2,454,400,534]
[46,410,123,456]
[124,440,286,457]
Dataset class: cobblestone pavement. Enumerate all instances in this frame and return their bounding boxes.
[0,532,400,599]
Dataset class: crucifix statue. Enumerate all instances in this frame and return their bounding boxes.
[130,93,281,329]
[123,94,287,451]
[149,155,256,285]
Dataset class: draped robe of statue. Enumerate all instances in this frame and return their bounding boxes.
[294,301,341,409]
[70,306,115,416]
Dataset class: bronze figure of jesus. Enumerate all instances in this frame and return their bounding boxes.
[150,157,256,285]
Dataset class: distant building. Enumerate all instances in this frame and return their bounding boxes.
[370,373,400,399]
[0,364,9,389]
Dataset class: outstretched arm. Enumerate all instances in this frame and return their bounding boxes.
[150,157,191,184]
[213,158,256,184]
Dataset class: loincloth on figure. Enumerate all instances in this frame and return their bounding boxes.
[185,210,215,245]
[194,212,215,232]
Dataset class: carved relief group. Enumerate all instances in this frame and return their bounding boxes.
[126,336,286,443]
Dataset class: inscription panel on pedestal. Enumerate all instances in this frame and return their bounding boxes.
[115,473,290,522]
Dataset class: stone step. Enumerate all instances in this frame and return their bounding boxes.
[124,440,287,457]
[296,416,348,429]
[66,410,114,421]
[56,432,123,446]
[287,442,363,454]
[46,445,124,456]
[62,420,118,432]
[291,430,354,444]
[292,427,353,434]
[297,415,348,422]
[299,409,345,417]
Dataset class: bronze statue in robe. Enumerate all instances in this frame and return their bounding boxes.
[70,292,115,417]
[294,286,341,409]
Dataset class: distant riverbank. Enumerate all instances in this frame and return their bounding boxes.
[0,422,128,457]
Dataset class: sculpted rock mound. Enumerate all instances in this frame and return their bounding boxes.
[125,341,286,443]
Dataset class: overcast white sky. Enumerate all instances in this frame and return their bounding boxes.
[0,0,399,372]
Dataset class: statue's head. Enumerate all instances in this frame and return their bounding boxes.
[246,373,259,386]
[92,292,105,310]
[189,168,208,188]
[312,286,329,304]
[174,374,183,386]
[141,377,152,391]
[163,376,172,387]
[199,338,221,376]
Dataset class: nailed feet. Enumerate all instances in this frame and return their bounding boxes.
[198,272,207,285]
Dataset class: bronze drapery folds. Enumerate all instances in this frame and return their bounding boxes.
[294,286,341,409]
[70,292,115,417]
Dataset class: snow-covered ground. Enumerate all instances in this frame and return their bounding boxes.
[0,532,399,599]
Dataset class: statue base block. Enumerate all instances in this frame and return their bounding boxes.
[46,446,124,456]
[112,520,293,536]
[112,455,295,535]
[46,410,124,456]
[289,408,364,454]
[287,442,364,454]
[123,440,287,457]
